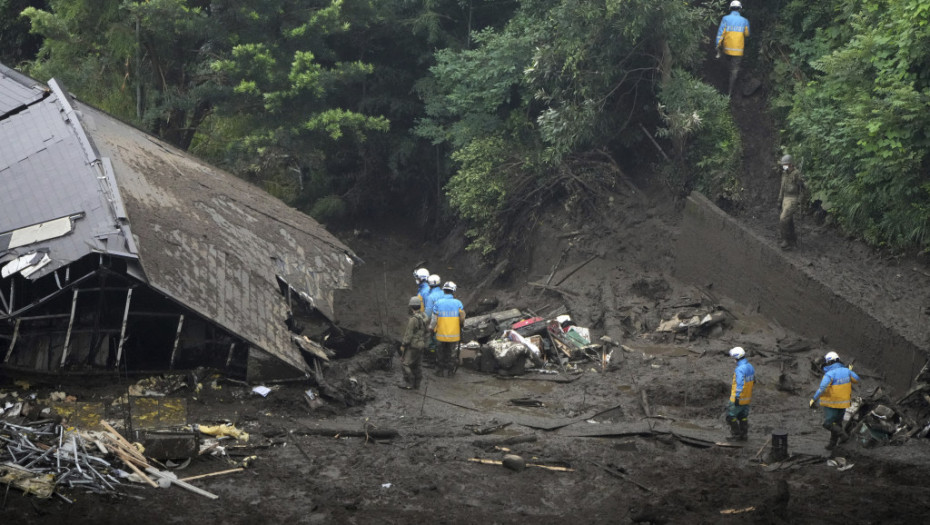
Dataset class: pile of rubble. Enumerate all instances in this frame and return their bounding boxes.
[845,361,930,448]
[0,378,260,503]
[460,309,608,376]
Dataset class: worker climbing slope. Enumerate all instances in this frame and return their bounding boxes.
[715,1,750,97]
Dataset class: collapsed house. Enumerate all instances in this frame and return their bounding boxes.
[0,65,355,381]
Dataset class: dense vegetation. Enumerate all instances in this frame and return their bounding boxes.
[767,0,930,252]
[10,0,930,254]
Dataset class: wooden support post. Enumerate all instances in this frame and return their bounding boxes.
[115,288,133,367]
[60,289,80,368]
[225,342,236,368]
[169,314,185,370]
[4,319,20,363]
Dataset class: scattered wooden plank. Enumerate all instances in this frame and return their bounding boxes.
[180,468,244,483]
[146,467,219,500]
[113,449,158,488]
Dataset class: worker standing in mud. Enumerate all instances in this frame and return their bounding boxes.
[430,281,465,377]
[778,154,803,249]
[399,296,430,390]
[725,346,754,441]
[810,351,860,450]
[715,1,750,97]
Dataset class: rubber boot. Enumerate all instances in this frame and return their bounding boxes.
[825,427,840,450]
[835,423,850,444]
[727,418,742,440]
[738,420,749,441]
[779,219,797,250]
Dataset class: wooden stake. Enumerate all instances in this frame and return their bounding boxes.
[753,437,772,461]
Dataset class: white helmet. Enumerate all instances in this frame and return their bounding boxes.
[414,268,429,282]
[824,351,840,364]
[427,274,441,286]
[729,346,746,359]
[730,1,742,9]
[442,281,457,293]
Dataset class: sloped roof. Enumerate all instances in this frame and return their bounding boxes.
[0,65,355,375]
[0,70,133,277]
[0,66,45,115]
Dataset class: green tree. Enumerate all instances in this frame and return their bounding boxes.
[775,0,930,251]
[0,0,46,66]
[418,0,724,252]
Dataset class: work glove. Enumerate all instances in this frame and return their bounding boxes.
[716,49,721,59]
[733,397,740,406]
[809,399,817,409]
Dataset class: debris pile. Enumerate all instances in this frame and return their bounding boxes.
[462,309,606,375]
[839,362,930,448]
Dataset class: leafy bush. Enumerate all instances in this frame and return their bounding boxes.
[309,195,348,225]
[656,71,742,201]
[774,0,930,252]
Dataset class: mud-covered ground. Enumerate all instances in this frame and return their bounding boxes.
[5,48,930,525]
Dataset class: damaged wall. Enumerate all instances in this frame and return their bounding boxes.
[674,192,928,394]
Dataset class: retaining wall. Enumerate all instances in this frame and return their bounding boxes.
[674,192,927,394]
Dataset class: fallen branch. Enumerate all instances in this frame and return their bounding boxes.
[554,255,600,287]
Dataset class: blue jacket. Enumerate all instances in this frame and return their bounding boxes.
[814,363,860,408]
[730,358,755,404]
[430,293,465,342]
[716,12,750,57]
[417,281,430,312]
[424,286,444,320]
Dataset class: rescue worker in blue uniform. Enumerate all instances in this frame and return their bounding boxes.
[423,274,443,319]
[810,351,861,450]
[422,274,443,361]
[725,346,755,441]
[715,1,750,97]
[429,281,465,377]
[414,268,430,304]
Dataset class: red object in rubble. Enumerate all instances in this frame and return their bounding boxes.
[512,317,544,330]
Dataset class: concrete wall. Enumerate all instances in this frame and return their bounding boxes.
[674,193,927,394]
